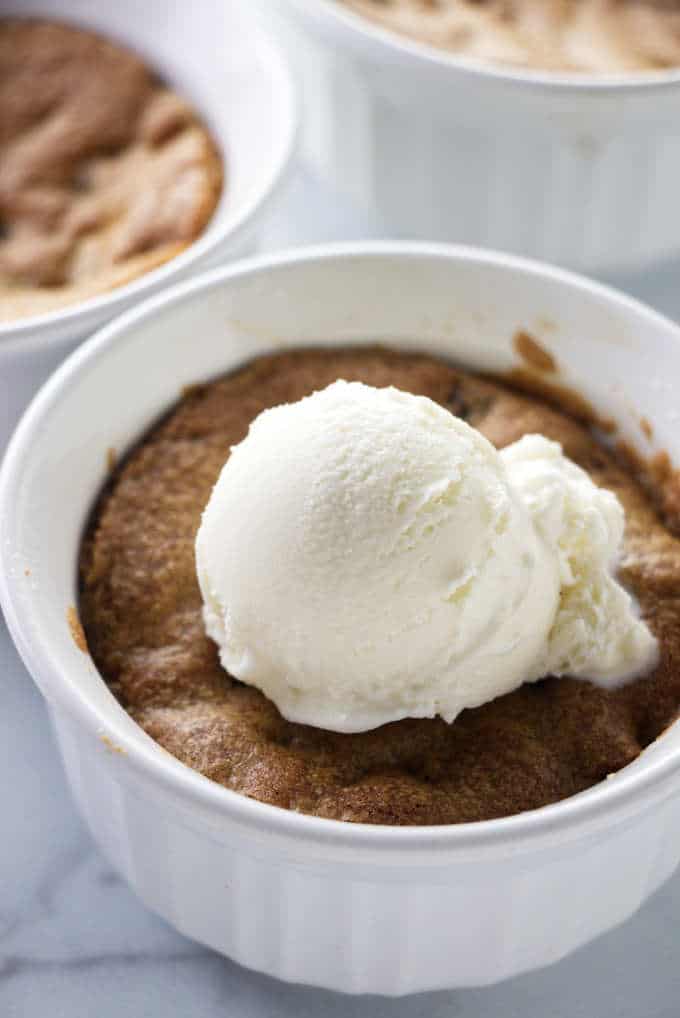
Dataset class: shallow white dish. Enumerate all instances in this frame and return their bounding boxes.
[268,0,680,273]
[0,0,297,452]
[2,244,680,996]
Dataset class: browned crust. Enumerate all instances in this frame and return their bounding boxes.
[0,18,223,322]
[338,0,680,73]
[67,604,89,655]
[513,330,557,373]
[640,417,654,441]
[79,348,680,825]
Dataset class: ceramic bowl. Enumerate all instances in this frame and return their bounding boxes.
[0,0,297,451]
[2,245,680,995]
[268,0,680,272]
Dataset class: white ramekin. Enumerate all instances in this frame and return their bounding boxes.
[2,245,680,996]
[266,0,680,273]
[0,0,297,453]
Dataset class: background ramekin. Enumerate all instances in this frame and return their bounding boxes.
[264,0,680,273]
[0,0,297,453]
[2,245,680,996]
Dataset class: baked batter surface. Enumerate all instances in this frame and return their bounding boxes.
[80,349,680,825]
[338,1,680,72]
[0,19,222,321]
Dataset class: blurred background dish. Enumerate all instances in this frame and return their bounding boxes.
[0,0,297,452]
[0,18,224,323]
[263,0,680,273]
[338,0,680,74]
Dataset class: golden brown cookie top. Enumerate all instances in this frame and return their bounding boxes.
[0,18,223,321]
[79,348,680,825]
[339,0,680,73]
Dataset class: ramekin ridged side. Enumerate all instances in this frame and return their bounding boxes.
[49,703,680,995]
[3,246,680,995]
[268,0,680,273]
[0,0,297,452]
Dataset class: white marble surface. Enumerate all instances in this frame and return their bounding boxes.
[3,166,680,1018]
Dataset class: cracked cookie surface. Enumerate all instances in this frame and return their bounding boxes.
[338,1,680,72]
[0,19,222,321]
[80,348,680,825]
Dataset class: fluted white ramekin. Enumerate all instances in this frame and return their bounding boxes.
[0,0,297,452]
[2,245,680,996]
[266,0,680,273]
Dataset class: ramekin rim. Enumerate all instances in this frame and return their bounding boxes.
[3,240,680,853]
[297,0,680,91]
[0,13,298,348]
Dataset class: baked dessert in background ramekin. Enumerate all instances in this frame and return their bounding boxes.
[265,0,680,271]
[0,18,223,322]
[2,245,680,994]
[339,0,680,73]
[0,0,296,452]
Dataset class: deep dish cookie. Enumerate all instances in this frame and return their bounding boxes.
[0,18,223,321]
[338,0,680,72]
[79,348,680,826]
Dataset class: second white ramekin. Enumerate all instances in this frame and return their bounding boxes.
[0,0,297,453]
[2,245,680,996]
[267,0,680,273]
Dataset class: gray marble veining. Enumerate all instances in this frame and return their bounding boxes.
[3,168,680,1018]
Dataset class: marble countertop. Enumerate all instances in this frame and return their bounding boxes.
[3,167,680,1018]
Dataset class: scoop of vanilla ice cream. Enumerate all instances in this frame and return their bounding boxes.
[502,434,658,686]
[196,381,658,733]
[196,381,560,732]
